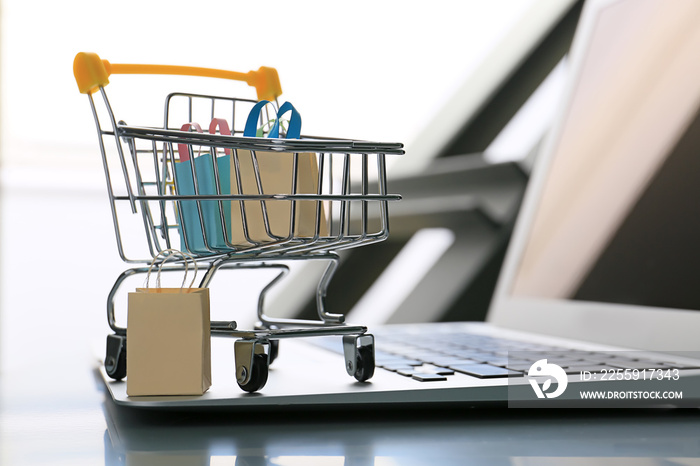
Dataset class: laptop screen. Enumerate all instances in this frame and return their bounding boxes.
[490,0,700,350]
[509,0,700,310]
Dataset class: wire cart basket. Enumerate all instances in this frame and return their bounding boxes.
[73,52,403,393]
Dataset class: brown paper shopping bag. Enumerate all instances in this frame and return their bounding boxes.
[230,100,328,245]
[230,149,329,244]
[126,251,211,396]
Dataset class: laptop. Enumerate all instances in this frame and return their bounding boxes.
[101,0,700,408]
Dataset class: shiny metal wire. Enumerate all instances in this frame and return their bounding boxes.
[89,87,403,334]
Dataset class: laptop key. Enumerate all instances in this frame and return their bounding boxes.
[380,361,424,371]
[429,358,482,367]
[564,365,618,375]
[440,351,492,362]
[450,364,522,378]
[422,365,455,376]
[534,358,589,367]
[381,365,416,373]
[663,361,700,369]
[504,361,604,371]
[503,363,542,371]
[582,354,637,363]
[607,361,671,370]
[412,373,448,382]
[483,357,532,367]
[375,354,414,363]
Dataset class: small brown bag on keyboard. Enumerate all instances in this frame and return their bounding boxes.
[126,250,211,396]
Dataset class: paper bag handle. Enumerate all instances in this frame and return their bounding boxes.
[268,102,301,139]
[243,100,272,138]
[243,100,301,139]
[177,122,204,163]
[178,119,234,162]
[145,249,199,290]
[209,118,233,156]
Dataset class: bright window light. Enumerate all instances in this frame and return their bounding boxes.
[2,0,536,173]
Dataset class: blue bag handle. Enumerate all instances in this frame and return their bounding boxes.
[268,101,301,139]
[243,100,271,137]
[243,100,302,139]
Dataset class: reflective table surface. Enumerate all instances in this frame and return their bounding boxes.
[2,172,700,466]
[3,356,700,465]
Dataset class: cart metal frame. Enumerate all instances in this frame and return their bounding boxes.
[74,52,403,392]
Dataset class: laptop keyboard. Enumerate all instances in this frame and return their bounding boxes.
[372,330,569,381]
[313,327,700,382]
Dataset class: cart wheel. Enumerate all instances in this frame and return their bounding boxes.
[354,345,375,382]
[238,353,269,393]
[105,334,127,381]
[269,339,280,365]
[255,324,280,365]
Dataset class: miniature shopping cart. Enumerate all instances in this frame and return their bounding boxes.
[73,52,403,392]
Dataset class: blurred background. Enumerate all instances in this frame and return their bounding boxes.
[0,0,586,462]
[0,0,561,371]
[3,0,535,171]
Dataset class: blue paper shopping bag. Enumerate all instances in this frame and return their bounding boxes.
[174,121,231,253]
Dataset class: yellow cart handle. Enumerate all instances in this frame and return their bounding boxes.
[73,52,282,101]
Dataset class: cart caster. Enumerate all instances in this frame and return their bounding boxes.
[354,344,375,382]
[235,340,269,393]
[343,334,375,382]
[105,334,127,381]
[238,353,269,393]
[255,324,279,365]
[269,340,280,365]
